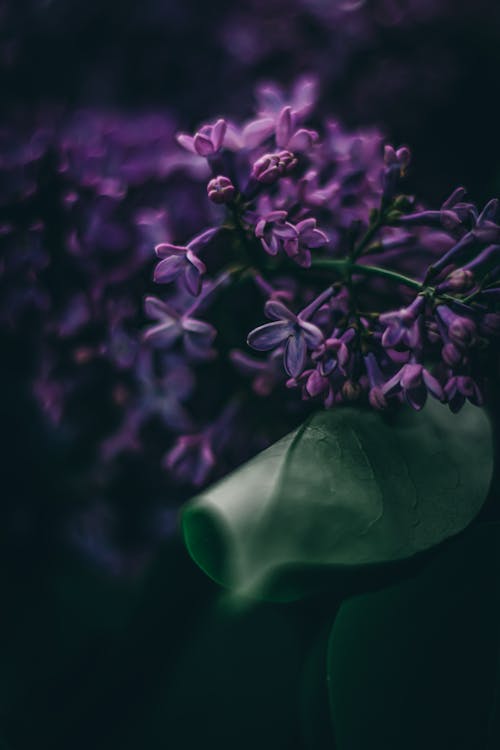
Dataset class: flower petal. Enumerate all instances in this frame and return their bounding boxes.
[273,222,297,240]
[261,237,279,256]
[241,117,275,148]
[193,133,214,157]
[255,218,267,238]
[155,243,185,258]
[176,133,196,153]
[154,255,185,283]
[211,119,227,151]
[292,76,318,118]
[299,320,324,348]
[186,249,207,275]
[306,369,327,397]
[381,324,404,348]
[264,299,297,322]
[182,317,216,340]
[188,227,219,250]
[144,295,178,320]
[284,333,307,377]
[184,263,202,296]
[382,368,404,396]
[287,128,317,152]
[295,218,316,234]
[478,198,500,225]
[276,106,292,148]
[400,364,423,390]
[303,227,328,248]
[422,369,444,401]
[223,123,244,151]
[264,210,288,224]
[143,321,181,347]
[247,321,291,351]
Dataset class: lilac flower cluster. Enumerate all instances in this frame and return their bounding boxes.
[146,75,500,490]
[3,76,500,572]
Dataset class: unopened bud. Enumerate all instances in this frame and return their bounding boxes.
[442,342,462,367]
[251,150,298,184]
[207,175,236,204]
[439,268,475,293]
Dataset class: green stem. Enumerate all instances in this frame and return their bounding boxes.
[310,258,423,291]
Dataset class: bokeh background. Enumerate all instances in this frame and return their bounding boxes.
[1,2,500,748]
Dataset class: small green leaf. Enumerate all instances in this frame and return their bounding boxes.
[182,402,492,598]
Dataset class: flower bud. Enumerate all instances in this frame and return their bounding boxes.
[438,268,475,293]
[436,305,477,349]
[442,342,462,367]
[449,316,476,348]
[251,150,298,184]
[207,175,236,204]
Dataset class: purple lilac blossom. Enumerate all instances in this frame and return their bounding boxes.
[148,76,500,483]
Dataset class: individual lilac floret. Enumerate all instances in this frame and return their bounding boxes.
[165,433,216,487]
[304,368,334,401]
[275,106,319,152]
[254,211,297,256]
[154,243,206,295]
[283,218,329,267]
[251,150,298,184]
[382,363,444,411]
[379,295,425,349]
[256,76,318,121]
[153,227,218,295]
[444,375,484,413]
[143,296,216,359]
[247,299,324,378]
[435,304,477,350]
[165,401,238,486]
[312,328,356,376]
[207,175,236,204]
[286,367,334,405]
[177,119,227,157]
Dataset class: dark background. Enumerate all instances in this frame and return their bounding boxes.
[1,2,500,748]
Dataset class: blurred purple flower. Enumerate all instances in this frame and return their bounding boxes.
[177,119,227,157]
[143,296,216,359]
